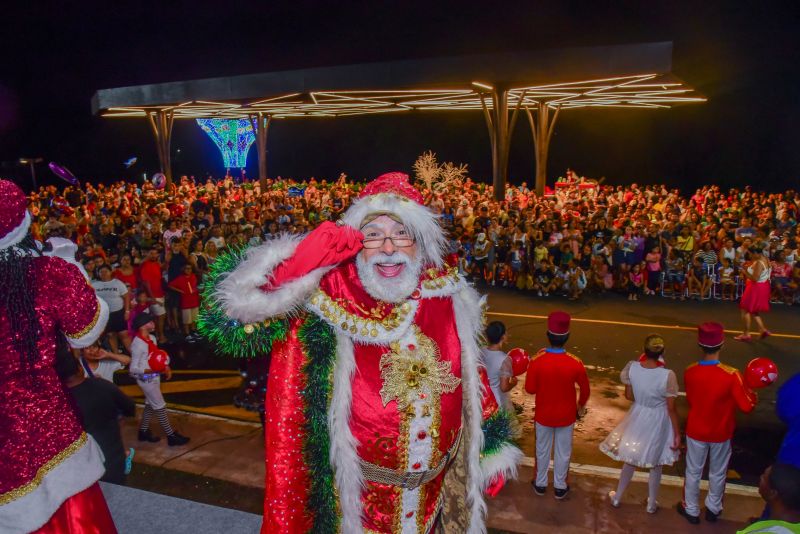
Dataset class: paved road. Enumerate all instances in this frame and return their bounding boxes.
[118,288,799,485]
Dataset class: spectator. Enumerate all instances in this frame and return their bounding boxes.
[162,219,183,247]
[628,263,644,301]
[113,253,138,293]
[56,351,136,485]
[139,247,167,343]
[480,321,516,412]
[737,464,800,533]
[168,263,202,341]
[645,246,662,295]
[80,345,131,383]
[719,258,737,300]
[736,217,758,243]
[687,257,711,299]
[472,233,491,283]
[565,259,586,301]
[772,251,793,304]
[92,264,132,354]
[695,241,718,267]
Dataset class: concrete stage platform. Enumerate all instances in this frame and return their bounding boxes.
[101,482,261,534]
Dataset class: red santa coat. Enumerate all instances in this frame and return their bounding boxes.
[524,348,590,427]
[0,257,112,533]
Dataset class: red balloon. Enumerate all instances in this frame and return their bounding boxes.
[508,348,531,376]
[744,357,778,389]
[148,349,170,373]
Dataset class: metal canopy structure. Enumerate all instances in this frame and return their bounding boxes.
[92,42,704,196]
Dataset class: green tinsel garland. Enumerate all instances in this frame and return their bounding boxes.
[197,245,288,358]
[481,409,517,456]
[298,315,339,533]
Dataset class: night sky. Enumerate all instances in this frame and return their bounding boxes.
[1,1,799,191]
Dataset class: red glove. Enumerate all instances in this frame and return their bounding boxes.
[263,221,364,289]
[484,474,505,497]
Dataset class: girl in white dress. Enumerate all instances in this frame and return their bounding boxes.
[600,334,681,513]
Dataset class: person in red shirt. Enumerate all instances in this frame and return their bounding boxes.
[139,247,167,343]
[525,311,591,500]
[168,263,201,340]
[678,322,758,525]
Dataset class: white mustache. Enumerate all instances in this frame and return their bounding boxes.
[366,252,410,267]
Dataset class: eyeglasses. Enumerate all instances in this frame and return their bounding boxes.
[362,235,416,249]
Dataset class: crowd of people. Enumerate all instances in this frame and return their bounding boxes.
[29,172,800,319]
[21,171,798,352]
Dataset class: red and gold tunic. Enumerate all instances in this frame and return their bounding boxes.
[261,259,513,534]
[0,256,111,533]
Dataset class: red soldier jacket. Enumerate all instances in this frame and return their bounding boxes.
[684,360,757,443]
[525,348,591,428]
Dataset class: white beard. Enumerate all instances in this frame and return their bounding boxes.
[356,251,422,303]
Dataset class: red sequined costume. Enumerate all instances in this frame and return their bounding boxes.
[0,179,114,533]
[216,173,521,534]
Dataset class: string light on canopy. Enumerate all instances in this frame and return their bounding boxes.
[196,118,256,169]
[95,44,705,194]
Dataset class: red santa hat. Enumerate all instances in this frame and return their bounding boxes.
[342,172,446,267]
[698,321,725,348]
[547,310,571,336]
[0,179,32,250]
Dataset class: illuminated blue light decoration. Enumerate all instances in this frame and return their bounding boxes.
[196,118,255,169]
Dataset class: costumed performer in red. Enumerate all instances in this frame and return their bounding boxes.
[735,245,772,342]
[211,172,522,533]
[0,180,115,533]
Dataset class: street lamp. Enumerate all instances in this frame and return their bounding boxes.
[19,157,43,190]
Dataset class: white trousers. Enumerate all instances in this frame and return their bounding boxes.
[136,377,166,410]
[683,437,732,516]
[535,422,574,489]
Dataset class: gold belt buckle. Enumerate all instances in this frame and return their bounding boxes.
[402,469,427,489]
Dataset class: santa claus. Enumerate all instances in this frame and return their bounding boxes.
[210,172,521,533]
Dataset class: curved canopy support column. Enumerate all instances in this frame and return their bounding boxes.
[525,103,561,196]
[248,112,272,190]
[146,110,175,186]
[480,88,526,201]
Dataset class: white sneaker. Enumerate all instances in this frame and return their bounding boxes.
[608,490,620,508]
[537,290,543,296]
[647,499,658,514]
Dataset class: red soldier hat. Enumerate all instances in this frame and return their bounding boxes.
[0,179,31,250]
[698,321,725,348]
[547,310,571,336]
